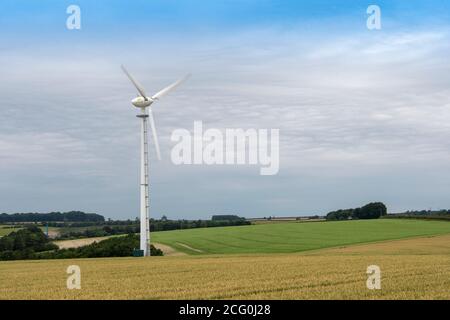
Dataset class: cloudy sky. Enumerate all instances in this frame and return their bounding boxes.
[0,0,449,219]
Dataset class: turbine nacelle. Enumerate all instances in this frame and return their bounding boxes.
[131,96,154,108]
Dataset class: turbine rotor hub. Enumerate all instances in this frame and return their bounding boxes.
[131,96,153,108]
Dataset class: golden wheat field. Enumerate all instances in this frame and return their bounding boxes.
[0,235,449,300]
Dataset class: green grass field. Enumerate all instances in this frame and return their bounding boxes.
[152,219,450,254]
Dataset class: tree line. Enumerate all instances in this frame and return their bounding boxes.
[399,209,450,216]
[326,202,387,221]
[55,218,251,240]
[385,209,450,221]
[0,211,105,223]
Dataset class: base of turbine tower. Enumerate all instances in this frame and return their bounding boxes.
[133,249,144,257]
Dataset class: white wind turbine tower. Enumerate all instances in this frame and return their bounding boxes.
[121,65,190,256]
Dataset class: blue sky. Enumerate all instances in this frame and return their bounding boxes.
[0,1,450,219]
[2,1,450,35]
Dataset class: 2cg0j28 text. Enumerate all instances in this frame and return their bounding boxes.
[223,304,271,317]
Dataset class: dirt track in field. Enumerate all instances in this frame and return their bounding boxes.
[54,237,111,249]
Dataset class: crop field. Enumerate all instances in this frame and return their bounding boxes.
[151,219,450,254]
[0,234,449,299]
[1,220,450,299]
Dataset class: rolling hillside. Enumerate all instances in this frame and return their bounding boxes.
[152,219,450,254]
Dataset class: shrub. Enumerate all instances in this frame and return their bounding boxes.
[0,226,57,260]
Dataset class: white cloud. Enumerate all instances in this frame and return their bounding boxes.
[0,27,449,217]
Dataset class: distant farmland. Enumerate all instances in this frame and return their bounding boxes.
[152,219,450,254]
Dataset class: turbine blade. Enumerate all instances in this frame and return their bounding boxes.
[121,65,148,99]
[148,109,161,161]
[151,74,191,100]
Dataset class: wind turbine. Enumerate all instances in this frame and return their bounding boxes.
[121,65,190,256]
